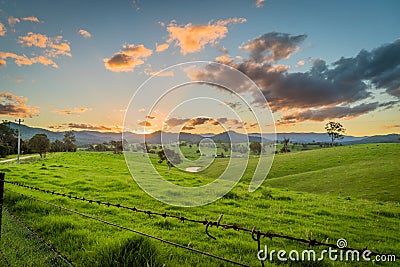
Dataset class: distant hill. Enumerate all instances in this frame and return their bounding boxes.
[8,123,399,146]
[211,130,269,143]
[343,134,400,145]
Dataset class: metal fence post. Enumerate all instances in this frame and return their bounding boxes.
[0,173,4,239]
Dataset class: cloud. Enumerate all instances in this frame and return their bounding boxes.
[0,59,6,66]
[182,126,195,131]
[104,44,152,72]
[187,34,400,124]
[240,32,307,62]
[146,115,155,120]
[78,29,91,38]
[280,103,380,123]
[297,60,305,66]
[22,16,40,23]
[164,117,190,127]
[0,92,39,118]
[0,52,58,67]
[52,107,91,115]
[8,16,20,28]
[144,67,174,77]
[164,116,244,131]
[18,32,48,48]
[17,32,71,57]
[155,43,169,52]
[215,55,234,65]
[138,121,151,126]
[382,124,400,129]
[0,22,6,36]
[166,18,246,55]
[255,0,265,8]
[49,123,121,132]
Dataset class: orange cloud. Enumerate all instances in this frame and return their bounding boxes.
[0,22,6,36]
[78,29,92,38]
[104,44,152,72]
[144,67,174,77]
[166,18,246,55]
[297,60,305,66]
[52,107,91,115]
[155,43,169,52]
[0,92,39,118]
[255,0,265,8]
[32,55,58,67]
[49,123,121,132]
[22,16,40,23]
[138,121,151,126]
[18,32,48,48]
[18,32,71,57]
[382,124,400,129]
[0,52,58,67]
[215,55,234,65]
[0,59,6,66]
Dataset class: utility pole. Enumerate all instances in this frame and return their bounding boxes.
[15,118,24,164]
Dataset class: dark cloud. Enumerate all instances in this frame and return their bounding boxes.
[66,123,118,132]
[240,32,307,62]
[188,117,209,126]
[189,34,400,123]
[164,117,189,127]
[146,115,155,120]
[280,102,379,123]
[164,116,243,130]
[0,92,39,118]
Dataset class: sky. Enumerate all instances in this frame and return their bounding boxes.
[0,0,399,136]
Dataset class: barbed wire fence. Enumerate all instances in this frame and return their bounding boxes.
[0,174,392,266]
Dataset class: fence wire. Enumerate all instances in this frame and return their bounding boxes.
[1,179,383,256]
[0,206,73,267]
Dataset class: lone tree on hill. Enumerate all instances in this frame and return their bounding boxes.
[157,148,182,171]
[250,142,262,155]
[325,121,345,147]
[28,134,50,158]
[280,137,290,153]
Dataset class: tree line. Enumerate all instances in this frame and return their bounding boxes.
[0,121,77,158]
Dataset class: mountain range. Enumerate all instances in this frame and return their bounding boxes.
[9,122,399,146]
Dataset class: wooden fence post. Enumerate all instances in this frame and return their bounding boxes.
[0,172,4,239]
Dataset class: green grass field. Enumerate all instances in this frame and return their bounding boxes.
[0,144,399,266]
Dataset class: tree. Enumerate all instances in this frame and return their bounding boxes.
[325,121,345,147]
[280,137,290,153]
[28,134,50,158]
[0,121,18,156]
[110,140,123,154]
[63,131,76,152]
[51,139,65,152]
[250,142,262,155]
[157,148,182,171]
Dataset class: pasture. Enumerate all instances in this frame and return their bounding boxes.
[1,143,399,266]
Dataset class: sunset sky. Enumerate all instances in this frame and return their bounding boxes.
[1,0,399,136]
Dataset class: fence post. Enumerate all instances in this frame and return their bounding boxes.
[0,172,4,239]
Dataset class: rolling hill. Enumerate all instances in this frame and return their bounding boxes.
[9,122,399,146]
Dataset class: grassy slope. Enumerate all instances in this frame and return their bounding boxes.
[202,144,399,202]
[0,144,399,266]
